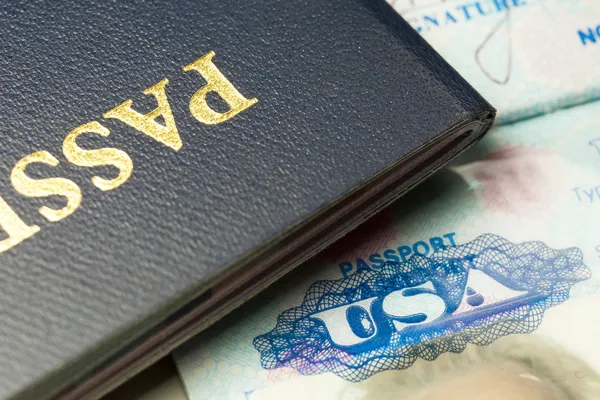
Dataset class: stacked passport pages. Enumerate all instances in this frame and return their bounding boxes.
[176,1,600,400]
[0,1,495,399]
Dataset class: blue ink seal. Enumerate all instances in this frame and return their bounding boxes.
[253,234,591,382]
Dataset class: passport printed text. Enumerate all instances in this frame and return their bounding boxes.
[254,234,590,382]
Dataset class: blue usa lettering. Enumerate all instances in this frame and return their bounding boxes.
[254,234,590,382]
[311,269,527,350]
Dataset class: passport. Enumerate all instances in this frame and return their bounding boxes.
[175,96,600,400]
[0,1,494,399]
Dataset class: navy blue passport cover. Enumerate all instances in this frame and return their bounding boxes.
[0,0,494,398]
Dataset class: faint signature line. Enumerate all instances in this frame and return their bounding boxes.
[388,0,559,86]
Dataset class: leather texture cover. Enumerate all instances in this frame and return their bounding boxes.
[0,0,494,399]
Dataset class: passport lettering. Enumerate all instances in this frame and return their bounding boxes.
[0,51,258,253]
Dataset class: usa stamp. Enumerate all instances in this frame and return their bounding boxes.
[253,234,591,382]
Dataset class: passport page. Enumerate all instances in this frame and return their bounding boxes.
[390,0,600,124]
[174,100,600,399]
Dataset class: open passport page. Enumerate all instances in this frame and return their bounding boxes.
[175,94,600,399]
[390,0,600,125]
